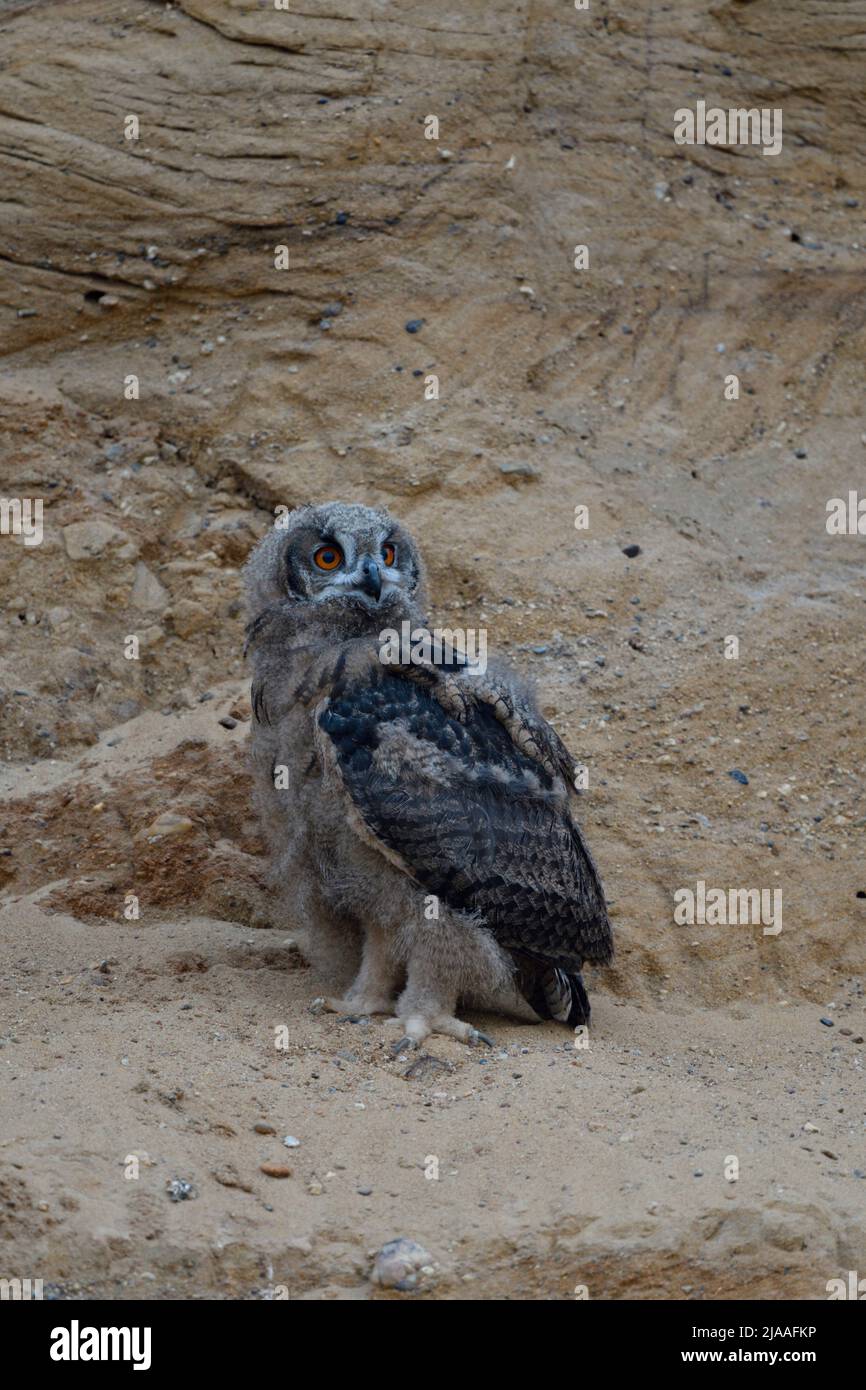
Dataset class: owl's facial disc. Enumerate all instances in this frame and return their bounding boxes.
[305,531,406,612]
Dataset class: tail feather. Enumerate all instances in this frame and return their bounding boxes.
[513,954,591,1026]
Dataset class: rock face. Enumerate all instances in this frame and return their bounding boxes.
[0,0,864,1301]
[129,562,169,612]
[62,520,132,561]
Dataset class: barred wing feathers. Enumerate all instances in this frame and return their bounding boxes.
[317,670,613,975]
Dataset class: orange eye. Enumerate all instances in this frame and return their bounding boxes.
[313,543,343,571]
[381,542,396,566]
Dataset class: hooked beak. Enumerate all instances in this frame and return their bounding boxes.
[358,555,382,601]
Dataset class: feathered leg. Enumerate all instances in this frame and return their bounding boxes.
[391,944,493,1052]
[319,922,400,1017]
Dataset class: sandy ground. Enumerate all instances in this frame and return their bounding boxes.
[2,895,866,1301]
[0,0,864,1298]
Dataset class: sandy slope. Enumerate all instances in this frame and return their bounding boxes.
[1,693,863,1299]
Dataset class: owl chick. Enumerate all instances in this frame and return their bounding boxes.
[244,501,612,1049]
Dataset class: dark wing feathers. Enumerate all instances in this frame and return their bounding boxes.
[318,670,613,972]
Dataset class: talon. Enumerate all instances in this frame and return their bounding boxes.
[391,1036,418,1057]
[469,1028,494,1047]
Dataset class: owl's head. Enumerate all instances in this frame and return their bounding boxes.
[244,501,428,631]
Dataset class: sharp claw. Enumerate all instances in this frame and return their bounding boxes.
[391,1036,418,1057]
[469,1028,494,1047]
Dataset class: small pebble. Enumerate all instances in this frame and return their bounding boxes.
[499,460,538,479]
[166,1178,196,1202]
[371,1238,432,1290]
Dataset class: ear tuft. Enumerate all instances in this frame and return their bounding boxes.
[243,527,291,619]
